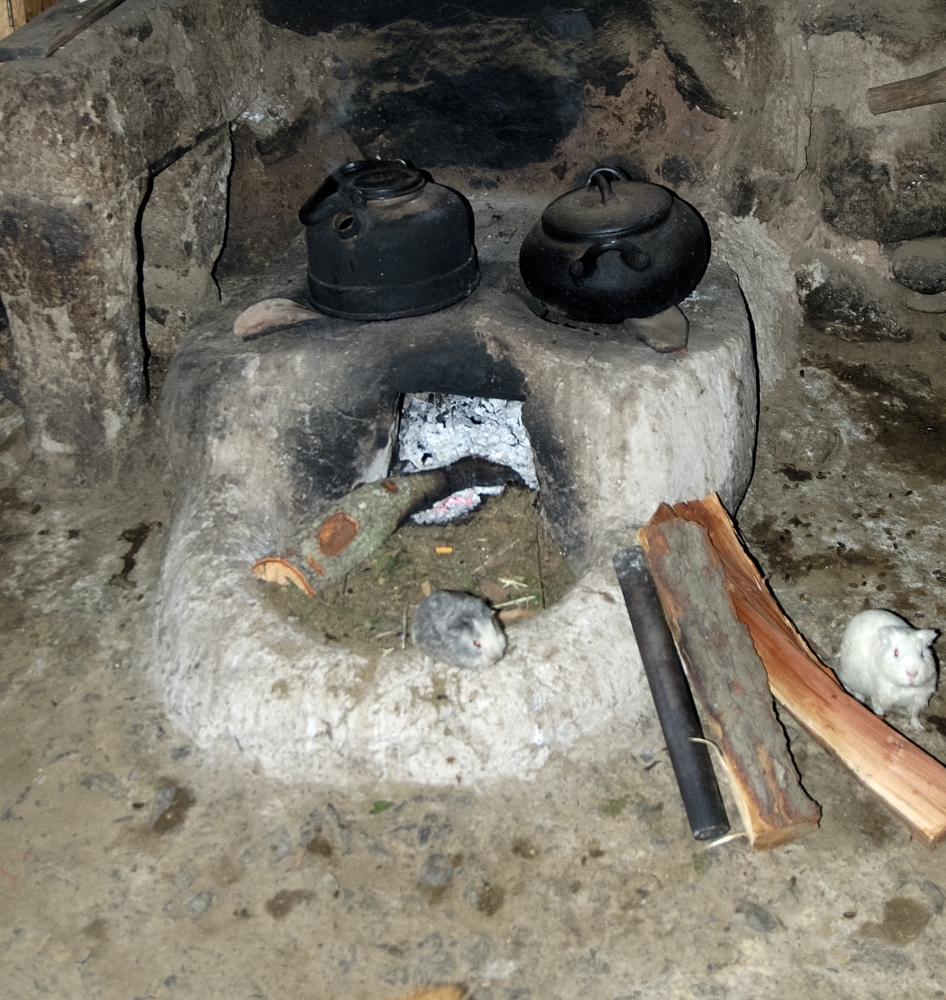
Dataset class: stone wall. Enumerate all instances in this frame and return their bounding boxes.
[1,0,945,480]
[0,0,350,480]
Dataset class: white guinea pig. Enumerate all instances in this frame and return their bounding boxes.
[837,608,939,731]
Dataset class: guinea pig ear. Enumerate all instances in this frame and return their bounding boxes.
[879,625,902,649]
[918,629,938,648]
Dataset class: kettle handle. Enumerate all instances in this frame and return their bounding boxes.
[298,173,368,226]
[299,172,335,225]
[569,239,651,282]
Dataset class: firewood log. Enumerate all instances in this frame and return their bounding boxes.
[639,517,821,849]
[643,494,946,849]
[252,458,523,595]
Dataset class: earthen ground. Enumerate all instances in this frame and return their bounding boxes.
[4,314,946,999]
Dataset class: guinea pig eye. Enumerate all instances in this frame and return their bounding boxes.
[894,648,900,657]
[473,640,481,648]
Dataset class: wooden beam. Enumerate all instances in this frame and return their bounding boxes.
[0,0,124,60]
[0,0,26,44]
[645,494,946,849]
[639,516,821,849]
[868,66,946,115]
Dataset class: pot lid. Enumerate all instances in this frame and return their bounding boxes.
[336,160,426,200]
[541,166,674,239]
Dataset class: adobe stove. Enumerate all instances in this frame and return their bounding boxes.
[154,154,756,784]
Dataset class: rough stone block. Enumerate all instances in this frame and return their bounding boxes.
[795,257,910,342]
[142,128,231,367]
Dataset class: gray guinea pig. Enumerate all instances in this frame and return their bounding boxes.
[837,608,938,731]
[411,590,507,669]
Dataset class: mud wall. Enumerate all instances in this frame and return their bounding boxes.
[1,0,945,481]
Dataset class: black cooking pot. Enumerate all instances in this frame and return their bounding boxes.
[299,160,479,321]
[518,166,711,323]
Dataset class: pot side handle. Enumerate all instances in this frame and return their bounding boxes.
[569,239,651,283]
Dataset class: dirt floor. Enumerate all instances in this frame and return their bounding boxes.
[4,304,946,1000]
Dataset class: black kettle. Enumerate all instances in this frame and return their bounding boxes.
[299,160,480,321]
[518,166,711,323]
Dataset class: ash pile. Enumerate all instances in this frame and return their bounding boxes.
[395,393,539,524]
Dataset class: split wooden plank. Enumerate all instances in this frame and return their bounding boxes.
[867,66,946,115]
[0,0,124,60]
[640,516,821,849]
[644,494,946,849]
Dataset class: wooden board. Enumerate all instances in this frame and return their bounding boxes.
[1,0,61,48]
[0,0,123,60]
[1,0,26,44]
[645,494,946,849]
[868,66,946,115]
[640,516,822,849]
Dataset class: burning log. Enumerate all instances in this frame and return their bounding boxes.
[642,494,946,849]
[252,458,523,595]
[638,517,821,849]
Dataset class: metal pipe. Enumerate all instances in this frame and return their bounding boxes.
[613,545,730,841]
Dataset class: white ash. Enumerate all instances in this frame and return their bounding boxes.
[397,393,539,524]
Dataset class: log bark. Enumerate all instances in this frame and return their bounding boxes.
[867,66,946,115]
[643,494,946,849]
[639,518,821,849]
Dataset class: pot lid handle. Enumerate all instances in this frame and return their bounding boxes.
[541,165,674,240]
[586,165,628,203]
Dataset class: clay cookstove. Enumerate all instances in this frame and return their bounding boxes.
[154,203,756,783]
